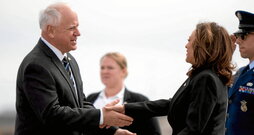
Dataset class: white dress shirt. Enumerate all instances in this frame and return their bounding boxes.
[93,86,125,109]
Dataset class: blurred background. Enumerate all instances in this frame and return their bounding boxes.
[0,0,253,134]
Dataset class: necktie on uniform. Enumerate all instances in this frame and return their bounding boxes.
[247,65,250,72]
[242,65,250,75]
[62,56,78,98]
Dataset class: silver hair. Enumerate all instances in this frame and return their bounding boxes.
[39,4,62,31]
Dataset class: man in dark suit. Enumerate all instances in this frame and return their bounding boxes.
[226,10,254,135]
[14,2,135,135]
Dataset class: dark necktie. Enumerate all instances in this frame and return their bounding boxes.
[62,57,73,82]
[242,65,250,75]
[62,57,78,98]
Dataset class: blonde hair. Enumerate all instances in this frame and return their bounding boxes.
[101,52,128,78]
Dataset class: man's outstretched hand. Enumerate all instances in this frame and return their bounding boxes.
[100,99,132,128]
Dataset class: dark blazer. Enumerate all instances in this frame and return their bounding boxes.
[124,69,228,135]
[87,88,161,135]
[226,66,254,135]
[15,39,116,135]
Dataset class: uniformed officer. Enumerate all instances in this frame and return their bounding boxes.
[226,10,254,135]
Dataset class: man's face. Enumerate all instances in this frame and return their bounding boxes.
[52,8,80,54]
[235,32,254,61]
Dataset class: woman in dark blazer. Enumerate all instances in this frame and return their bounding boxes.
[87,52,161,135]
[108,22,235,135]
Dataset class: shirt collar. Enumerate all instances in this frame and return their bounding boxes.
[249,60,254,70]
[41,37,65,61]
[99,86,125,100]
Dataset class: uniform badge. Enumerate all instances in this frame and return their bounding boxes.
[240,100,248,112]
[247,82,253,87]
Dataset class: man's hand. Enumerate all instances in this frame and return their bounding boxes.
[99,99,132,128]
[102,106,133,127]
[105,99,120,107]
[114,129,137,135]
[105,104,125,114]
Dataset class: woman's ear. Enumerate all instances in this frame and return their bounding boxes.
[122,68,128,78]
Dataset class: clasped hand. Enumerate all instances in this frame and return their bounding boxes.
[100,99,130,128]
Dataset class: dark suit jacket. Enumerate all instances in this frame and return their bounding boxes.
[15,39,116,135]
[226,66,254,135]
[87,88,161,135]
[124,69,228,135]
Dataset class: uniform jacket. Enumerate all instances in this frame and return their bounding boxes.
[15,39,116,135]
[87,88,161,135]
[124,69,228,135]
[226,66,254,135]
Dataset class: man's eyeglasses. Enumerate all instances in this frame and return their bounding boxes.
[234,32,254,40]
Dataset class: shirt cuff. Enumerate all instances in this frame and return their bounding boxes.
[99,108,104,125]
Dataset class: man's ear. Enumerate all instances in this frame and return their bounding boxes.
[47,25,55,38]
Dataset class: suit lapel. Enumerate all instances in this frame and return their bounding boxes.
[38,40,80,106]
[67,54,82,106]
[123,88,132,104]
[169,78,190,112]
[53,57,80,106]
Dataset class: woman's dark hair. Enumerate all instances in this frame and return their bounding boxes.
[187,22,235,85]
